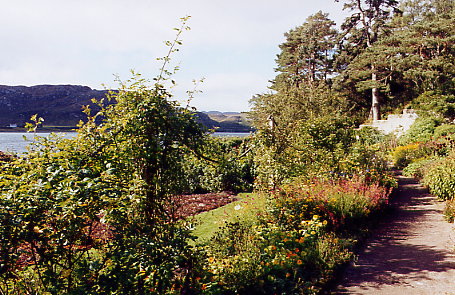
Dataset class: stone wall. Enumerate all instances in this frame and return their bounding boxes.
[362,109,418,137]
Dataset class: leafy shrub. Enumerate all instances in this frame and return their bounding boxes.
[182,137,255,193]
[433,124,455,139]
[271,177,392,233]
[0,26,211,293]
[398,117,443,146]
[202,217,349,295]
[444,199,455,223]
[355,126,386,146]
[402,157,439,178]
[392,143,421,169]
[198,175,394,294]
[411,91,455,121]
[203,221,264,293]
[423,155,455,200]
[253,115,356,190]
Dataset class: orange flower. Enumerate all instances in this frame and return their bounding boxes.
[297,260,303,265]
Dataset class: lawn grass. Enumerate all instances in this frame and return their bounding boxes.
[189,192,267,243]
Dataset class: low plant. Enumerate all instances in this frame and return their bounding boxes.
[433,124,455,139]
[411,91,455,121]
[423,155,455,201]
[444,199,455,223]
[398,117,442,146]
[271,177,392,233]
[392,143,423,169]
[355,126,386,146]
[402,157,439,178]
[201,216,349,295]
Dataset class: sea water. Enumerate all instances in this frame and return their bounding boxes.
[0,132,251,154]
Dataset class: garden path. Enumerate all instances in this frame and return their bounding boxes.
[335,174,455,295]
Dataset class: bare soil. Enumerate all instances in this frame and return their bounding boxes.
[335,174,455,295]
[172,191,237,219]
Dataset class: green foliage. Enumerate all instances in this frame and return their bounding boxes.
[336,1,455,119]
[423,155,455,200]
[412,92,455,120]
[252,115,358,190]
[182,137,255,194]
[355,126,386,146]
[433,123,455,139]
[199,174,393,294]
[392,143,422,169]
[402,157,439,178]
[0,18,209,294]
[202,217,348,294]
[274,11,338,89]
[271,177,393,234]
[398,117,443,145]
[444,198,455,223]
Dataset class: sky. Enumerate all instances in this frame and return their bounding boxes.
[0,0,349,112]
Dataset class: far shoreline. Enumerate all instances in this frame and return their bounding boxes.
[0,127,254,134]
[0,127,77,133]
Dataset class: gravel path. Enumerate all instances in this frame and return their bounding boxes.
[335,174,455,295]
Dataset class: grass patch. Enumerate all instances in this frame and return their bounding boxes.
[190,192,266,243]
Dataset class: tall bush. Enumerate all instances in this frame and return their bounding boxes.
[0,19,207,294]
[182,137,255,193]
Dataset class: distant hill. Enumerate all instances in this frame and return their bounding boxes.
[194,112,253,133]
[0,85,109,127]
[0,85,252,132]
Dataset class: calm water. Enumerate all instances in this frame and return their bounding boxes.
[0,132,77,154]
[0,132,251,154]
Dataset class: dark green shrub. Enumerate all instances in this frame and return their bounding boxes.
[412,91,455,120]
[253,115,357,190]
[182,137,255,193]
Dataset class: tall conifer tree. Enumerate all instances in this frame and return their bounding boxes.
[337,0,400,120]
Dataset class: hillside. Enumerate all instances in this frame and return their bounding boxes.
[0,85,109,127]
[0,85,253,132]
[194,112,252,132]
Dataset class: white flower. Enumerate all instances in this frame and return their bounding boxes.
[234,205,242,210]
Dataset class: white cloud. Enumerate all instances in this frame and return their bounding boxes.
[0,0,348,111]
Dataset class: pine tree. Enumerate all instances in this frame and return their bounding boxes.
[251,11,341,131]
[340,0,454,113]
[337,0,400,120]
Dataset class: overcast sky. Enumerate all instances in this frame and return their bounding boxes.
[0,0,349,112]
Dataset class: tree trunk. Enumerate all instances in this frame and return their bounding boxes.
[371,71,381,121]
